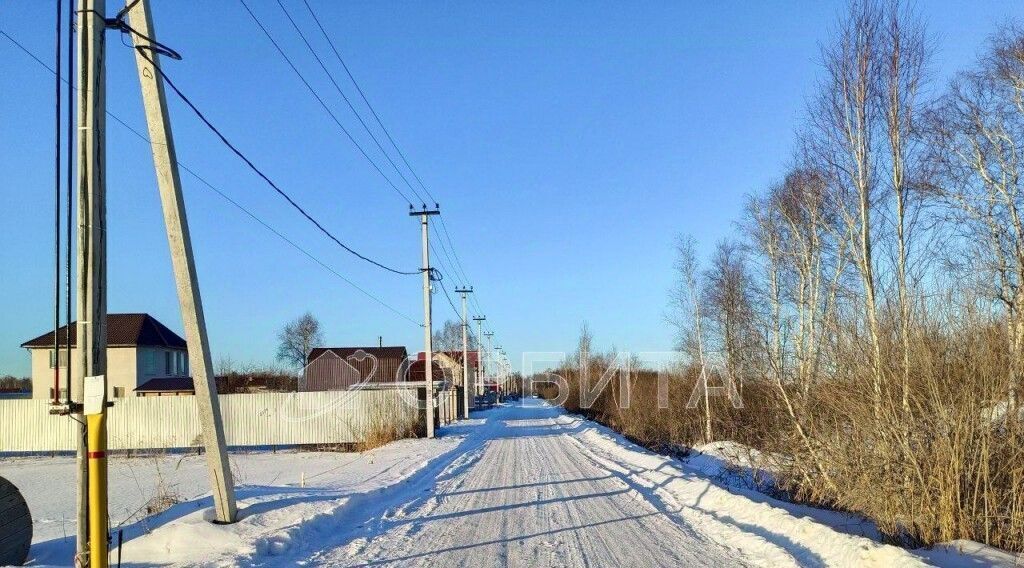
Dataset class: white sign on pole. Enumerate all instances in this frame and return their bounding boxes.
[83,375,106,416]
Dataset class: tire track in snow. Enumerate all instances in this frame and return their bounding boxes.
[313,403,746,567]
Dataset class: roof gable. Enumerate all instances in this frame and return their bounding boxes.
[21,313,187,349]
[307,346,408,365]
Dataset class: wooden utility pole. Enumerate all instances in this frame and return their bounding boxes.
[455,287,472,418]
[473,316,485,397]
[411,207,440,438]
[75,1,106,563]
[125,0,237,523]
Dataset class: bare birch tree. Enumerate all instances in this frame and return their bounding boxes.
[276,312,323,368]
[880,0,928,416]
[670,235,713,443]
[808,0,885,416]
[703,240,755,395]
[927,25,1024,413]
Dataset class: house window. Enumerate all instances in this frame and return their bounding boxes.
[165,351,172,375]
[113,386,125,399]
[48,350,69,369]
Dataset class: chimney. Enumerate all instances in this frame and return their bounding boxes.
[378,336,383,348]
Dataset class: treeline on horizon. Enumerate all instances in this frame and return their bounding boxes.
[540,0,1024,554]
[0,375,31,392]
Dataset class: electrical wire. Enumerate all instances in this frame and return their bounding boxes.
[299,1,482,303]
[437,216,471,284]
[280,2,493,335]
[430,229,466,287]
[238,0,416,207]
[7,22,485,338]
[428,242,462,294]
[178,164,422,326]
[52,0,63,405]
[301,0,437,206]
[276,0,495,349]
[64,1,74,406]
[436,278,464,327]
[131,47,419,276]
[275,0,428,207]
[1,28,422,327]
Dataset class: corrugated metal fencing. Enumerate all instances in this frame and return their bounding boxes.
[437,388,459,424]
[0,390,421,453]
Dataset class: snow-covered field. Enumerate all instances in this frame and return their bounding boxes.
[1,400,1018,567]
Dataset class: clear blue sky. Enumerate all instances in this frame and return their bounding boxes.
[0,1,1019,376]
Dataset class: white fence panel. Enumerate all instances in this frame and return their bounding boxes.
[0,390,420,453]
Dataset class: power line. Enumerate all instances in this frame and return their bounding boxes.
[288,3,495,333]
[429,239,464,290]
[133,48,419,276]
[437,216,472,284]
[2,29,421,327]
[239,0,416,207]
[51,0,62,405]
[179,164,422,326]
[288,1,494,333]
[275,0,428,207]
[274,2,490,329]
[299,1,481,304]
[64,2,74,406]
[5,24,485,336]
[301,0,438,206]
[436,278,465,326]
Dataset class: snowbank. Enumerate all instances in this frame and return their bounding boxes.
[551,412,1020,567]
[2,436,463,567]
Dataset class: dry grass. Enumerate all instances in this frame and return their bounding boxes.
[539,325,1024,553]
[354,397,418,452]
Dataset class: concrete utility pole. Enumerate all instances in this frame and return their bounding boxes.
[484,332,494,396]
[125,0,237,524]
[473,316,485,397]
[495,347,504,393]
[455,287,472,418]
[412,207,440,438]
[75,2,106,563]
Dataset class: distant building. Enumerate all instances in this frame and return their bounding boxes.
[20,313,189,400]
[302,346,409,391]
[408,351,477,386]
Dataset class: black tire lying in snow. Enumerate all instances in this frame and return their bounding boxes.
[0,475,32,566]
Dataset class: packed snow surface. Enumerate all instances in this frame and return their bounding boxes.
[2,400,1017,567]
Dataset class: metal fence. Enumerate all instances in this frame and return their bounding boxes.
[437,387,460,424]
[0,389,420,453]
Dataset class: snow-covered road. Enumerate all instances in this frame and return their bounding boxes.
[311,402,742,567]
